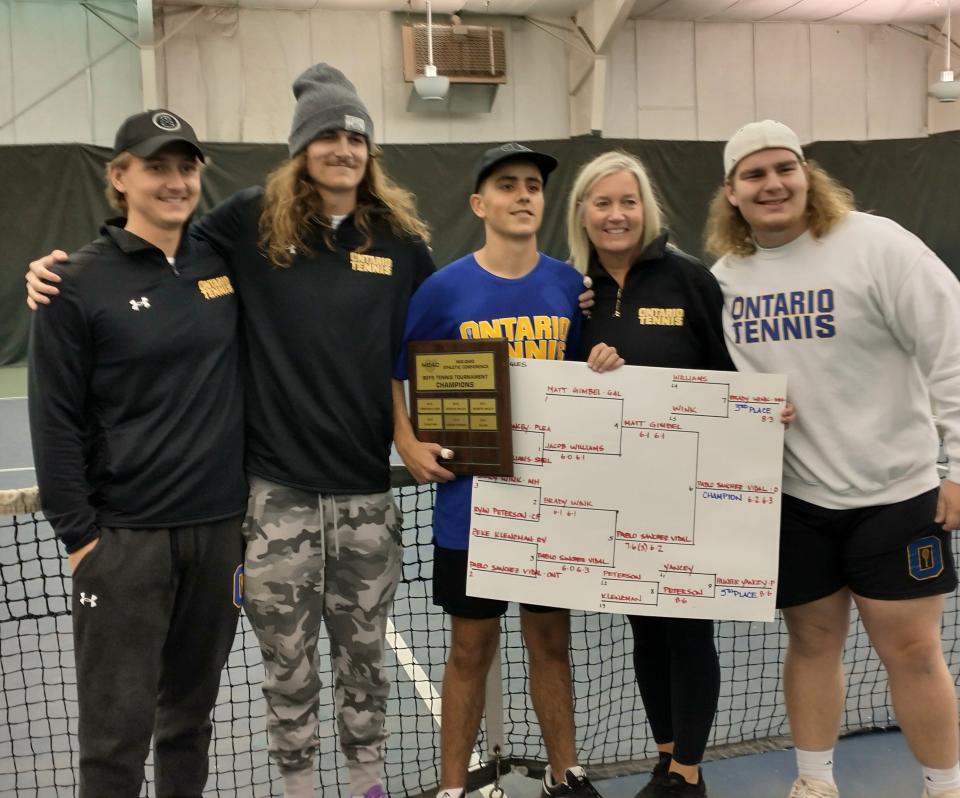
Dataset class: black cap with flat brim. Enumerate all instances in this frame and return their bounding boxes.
[473,143,558,192]
[113,109,205,162]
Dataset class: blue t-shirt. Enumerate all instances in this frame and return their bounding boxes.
[395,252,583,550]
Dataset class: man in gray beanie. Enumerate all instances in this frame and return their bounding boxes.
[288,62,375,157]
[227,61,436,798]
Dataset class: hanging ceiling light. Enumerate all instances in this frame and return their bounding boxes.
[931,1,960,102]
[414,1,450,101]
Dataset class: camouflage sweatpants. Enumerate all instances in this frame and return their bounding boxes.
[242,476,402,793]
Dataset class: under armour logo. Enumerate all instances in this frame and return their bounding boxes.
[129,297,151,311]
[79,592,98,607]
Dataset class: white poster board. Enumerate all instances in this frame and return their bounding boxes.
[466,359,787,622]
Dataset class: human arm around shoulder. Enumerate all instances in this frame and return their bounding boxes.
[25,251,69,310]
[28,272,101,560]
[191,187,261,260]
[578,274,595,316]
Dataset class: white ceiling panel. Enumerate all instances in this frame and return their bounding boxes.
[635,0,743,18]
[629,0,949,25]
[144,0,953,26]
[706,1,808,22]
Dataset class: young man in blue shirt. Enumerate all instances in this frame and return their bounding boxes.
[392,143,621,798]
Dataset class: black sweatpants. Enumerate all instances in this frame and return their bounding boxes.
[628,615,721,766]
[71,517,244,798]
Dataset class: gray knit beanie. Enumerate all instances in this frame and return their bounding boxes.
[288,63,374,157]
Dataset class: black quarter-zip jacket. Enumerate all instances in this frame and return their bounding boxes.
[28,223,247,553]
[578,232,736,371]
[192,187,436,494]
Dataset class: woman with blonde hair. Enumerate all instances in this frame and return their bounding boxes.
[567,150,734,797]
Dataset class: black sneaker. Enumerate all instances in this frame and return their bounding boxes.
[636,753,673,797]
[541,767,603,798]
[650,771,707,797]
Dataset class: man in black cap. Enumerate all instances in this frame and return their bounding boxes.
[392,143,620,798]
[28,109,247,797]
[27,66,435,798]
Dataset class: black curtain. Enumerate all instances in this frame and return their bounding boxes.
[2,132,958,364]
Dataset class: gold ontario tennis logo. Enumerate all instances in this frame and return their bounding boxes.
[638,307,684,326]
[350,252,393,276]
[197,275,235,300]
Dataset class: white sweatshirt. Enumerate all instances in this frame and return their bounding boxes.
[712,211,960,509]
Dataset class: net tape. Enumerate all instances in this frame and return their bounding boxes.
[1,479,957,797]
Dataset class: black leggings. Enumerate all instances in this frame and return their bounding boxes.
[628,615,720,766]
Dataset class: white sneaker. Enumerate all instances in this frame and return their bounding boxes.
[922,790,960,798]
[789,777,839,798]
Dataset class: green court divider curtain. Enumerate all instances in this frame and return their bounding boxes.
[2,132,958,365]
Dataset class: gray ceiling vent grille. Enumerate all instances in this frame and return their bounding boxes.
[402,23,507,84]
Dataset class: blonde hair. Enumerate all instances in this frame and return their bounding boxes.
[565,150,665,274]
[259,146,431,268]
[704,159,855,258]
[104,152,134,215]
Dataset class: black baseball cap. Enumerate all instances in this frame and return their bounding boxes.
[473,142,558,192]
[113,109,204,162]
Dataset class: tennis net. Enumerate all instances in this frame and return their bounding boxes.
[1,476,957,797]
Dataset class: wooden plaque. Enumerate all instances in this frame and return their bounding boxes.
[407,339,513,477]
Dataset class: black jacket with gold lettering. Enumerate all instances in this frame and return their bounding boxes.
[193,187,436,494]
[28,222,247,553]
[578,232,736,372]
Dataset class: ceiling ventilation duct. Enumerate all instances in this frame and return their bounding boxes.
[402,15,506,113]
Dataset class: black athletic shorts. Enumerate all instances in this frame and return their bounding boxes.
[433,544,562,619]
[776,487,957,609]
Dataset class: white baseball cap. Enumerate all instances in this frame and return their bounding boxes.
[723,120,804,177]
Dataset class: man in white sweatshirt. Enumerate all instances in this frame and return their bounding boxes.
[706,120,960,798]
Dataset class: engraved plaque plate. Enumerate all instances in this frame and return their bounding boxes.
[408,339,513,477]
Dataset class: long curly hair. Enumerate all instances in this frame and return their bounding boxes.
[704,160,854,258]
[258,146,431,268]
